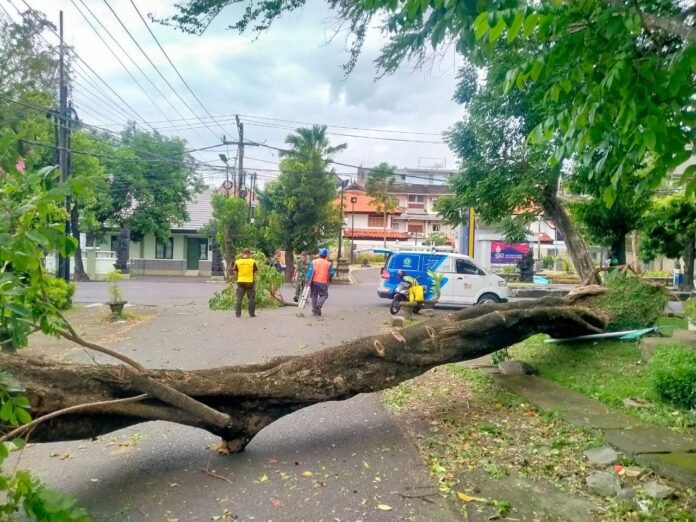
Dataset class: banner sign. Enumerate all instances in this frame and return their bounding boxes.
[490,242,529,264]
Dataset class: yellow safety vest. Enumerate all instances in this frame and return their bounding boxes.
[235,258,256,283]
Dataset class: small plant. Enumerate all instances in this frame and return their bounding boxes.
[105,270,124,303]
[43,276,76,310]
[649,344,696,410]
[684,298,696,331]
[491,348,510,364]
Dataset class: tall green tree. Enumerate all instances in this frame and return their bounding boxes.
[365,162,398,248]
[281,124,347,165]
[435,51,600,281]
[567,166,651,266]
[163,0,696,196]
[210,193,254,277]
[640,196,696,290]
[261,128,344,280]
[80,126,204,272]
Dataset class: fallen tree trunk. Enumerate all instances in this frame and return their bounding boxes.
[0,297,604,452]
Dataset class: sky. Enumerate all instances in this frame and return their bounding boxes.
[10,0,463,187]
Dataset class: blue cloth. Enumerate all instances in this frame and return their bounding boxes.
[306,259,335,280]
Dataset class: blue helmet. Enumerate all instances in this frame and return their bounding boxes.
[319,248,329,257]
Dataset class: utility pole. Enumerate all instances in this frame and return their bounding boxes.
[56,10,71,282]
[222,118,258,199]
[235,115,244,195]
[247,172,256,223]
[337,179,348,261]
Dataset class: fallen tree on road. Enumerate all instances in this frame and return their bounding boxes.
[1,293,605,453]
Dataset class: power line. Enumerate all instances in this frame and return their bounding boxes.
[95,112,444,137]
[71,0,208,143]
[17,0,157,132]
[129,0,236,141]
[101,0,222,142]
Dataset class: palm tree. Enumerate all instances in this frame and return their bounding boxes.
[281,125,347,165]
[366,163,398,248]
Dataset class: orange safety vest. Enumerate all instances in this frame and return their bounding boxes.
[311,258,331,284]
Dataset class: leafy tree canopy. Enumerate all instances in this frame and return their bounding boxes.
[161,0,696,196]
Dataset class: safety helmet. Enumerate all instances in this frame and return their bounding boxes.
[319,248,329,257]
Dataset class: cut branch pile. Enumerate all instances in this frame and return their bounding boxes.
[1,294,605,452]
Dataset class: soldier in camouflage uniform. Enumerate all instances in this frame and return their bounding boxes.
[293,251,310,302]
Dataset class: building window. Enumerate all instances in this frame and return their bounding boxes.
[110,235,118,253]
[407,194,425,209]
[367,215,386,227]
[432,223,441,232]
[408,223,424,233]
[391,222,400,230]
[156,238,174,259]
[198,241,209,260]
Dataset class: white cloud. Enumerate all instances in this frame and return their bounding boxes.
[21,0,462,184]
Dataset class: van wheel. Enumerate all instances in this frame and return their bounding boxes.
[477,293,501,305]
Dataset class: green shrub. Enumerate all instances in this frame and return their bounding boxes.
[591,274,668,331]
[684,297,696,322]
[354,253,387,265]
[209,252,284,311]
[649,344,696,410]
[43,276,75,310]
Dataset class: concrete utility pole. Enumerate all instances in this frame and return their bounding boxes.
[56,10,71,282]
[222,117,258,198]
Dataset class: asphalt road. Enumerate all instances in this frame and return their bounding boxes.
[15,269,460,521]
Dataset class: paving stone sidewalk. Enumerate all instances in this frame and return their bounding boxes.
[493,374,696,486]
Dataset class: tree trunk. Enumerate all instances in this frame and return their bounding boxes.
[608,234,627,266]
[542,189,600,284]
[211,236,224,277]
[631,231,640,273]
[680,235,695,291]
[114,225,130,274]
[0,297,604,450]
[224,226,234,279]
[285,247,295,283]
[70,202,90,282]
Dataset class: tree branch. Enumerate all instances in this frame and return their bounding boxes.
[0,394,149,443]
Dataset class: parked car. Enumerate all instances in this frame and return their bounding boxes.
[376,250,508,306]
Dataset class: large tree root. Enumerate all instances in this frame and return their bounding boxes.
[0,297,604,452]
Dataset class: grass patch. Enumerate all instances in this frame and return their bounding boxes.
[383,365,695,521]
[656,315,688,330]
[510,335,696,431]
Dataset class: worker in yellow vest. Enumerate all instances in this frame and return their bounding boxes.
[305,248,335,316]
[233,248,258,318]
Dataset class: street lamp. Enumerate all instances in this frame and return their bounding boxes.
[350,196,358,263]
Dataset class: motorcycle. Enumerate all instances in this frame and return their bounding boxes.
[390,276,424,315]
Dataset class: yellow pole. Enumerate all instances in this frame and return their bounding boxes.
[468,208,475,257]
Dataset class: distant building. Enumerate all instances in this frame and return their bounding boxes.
[357,166,455,186]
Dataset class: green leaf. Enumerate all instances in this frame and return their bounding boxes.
[14,407,31,425]
[0,401,13,422]
[488,16,506,42]
[473,11,490,41]
[643,128,656,151]
[602,185,617,207]
[507,11,524,43]
[522,13,538,38]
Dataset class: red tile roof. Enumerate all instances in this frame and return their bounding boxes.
[343,228,410,240]
[537,232,554,243]
[335,191,403,215]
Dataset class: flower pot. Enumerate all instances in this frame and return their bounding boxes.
[108,301,128,315]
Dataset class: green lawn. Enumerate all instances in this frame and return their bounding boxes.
[509,334,696,431]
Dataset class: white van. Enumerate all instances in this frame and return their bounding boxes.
[377,250,508,306]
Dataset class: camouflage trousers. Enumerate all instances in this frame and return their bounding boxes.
[294,276,307,300]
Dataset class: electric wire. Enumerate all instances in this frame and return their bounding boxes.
[71,0,208,142]
[17,0,157,132]
[129,0,236,142]
[101,0,223,142]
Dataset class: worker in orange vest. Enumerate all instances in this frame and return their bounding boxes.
[305,248,335,316]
